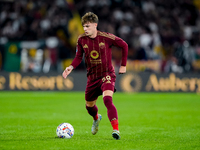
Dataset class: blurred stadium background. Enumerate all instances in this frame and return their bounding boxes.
[0,0,200,92]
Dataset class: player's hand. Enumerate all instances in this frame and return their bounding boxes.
[62,65,73,78]
[119,66,126,74]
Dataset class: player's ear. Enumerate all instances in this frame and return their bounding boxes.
[94,23,97,28]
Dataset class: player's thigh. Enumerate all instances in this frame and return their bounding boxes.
[101,74,116,97]
[85,79,102,104]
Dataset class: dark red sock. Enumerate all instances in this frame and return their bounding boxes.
[103,96,119,130]
[86,105,98,120]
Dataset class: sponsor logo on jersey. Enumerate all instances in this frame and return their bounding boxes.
[90,50,99,59]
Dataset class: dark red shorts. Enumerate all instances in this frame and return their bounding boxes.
[85,74,116,101]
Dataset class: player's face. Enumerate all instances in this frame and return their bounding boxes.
[83,22,97,38]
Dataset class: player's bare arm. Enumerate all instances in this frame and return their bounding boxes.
[119,66,126,74]
[62,65,74,79]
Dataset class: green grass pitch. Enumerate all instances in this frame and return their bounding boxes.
[0,92,200,150]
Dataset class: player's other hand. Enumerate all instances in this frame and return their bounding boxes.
[62,65,73,78]
[119,66,126,74]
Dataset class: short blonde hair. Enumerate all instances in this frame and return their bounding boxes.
[81,12,98,25]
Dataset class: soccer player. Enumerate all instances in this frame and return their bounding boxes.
[62,12,128,140]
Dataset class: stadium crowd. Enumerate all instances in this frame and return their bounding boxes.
[0,0,200,73]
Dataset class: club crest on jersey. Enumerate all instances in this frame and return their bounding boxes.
[83,44,88,49]
[99,42,105,49]
[90,50,99,59]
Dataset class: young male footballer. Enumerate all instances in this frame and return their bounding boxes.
[62,12,128,140]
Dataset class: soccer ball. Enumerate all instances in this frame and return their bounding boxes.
[56,123,74,139]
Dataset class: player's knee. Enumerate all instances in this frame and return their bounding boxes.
[103,90,113,97]
[86,100,96,107]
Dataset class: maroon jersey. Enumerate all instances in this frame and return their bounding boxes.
[71,31,128,81]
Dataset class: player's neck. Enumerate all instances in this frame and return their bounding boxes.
[89,30,98,38]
